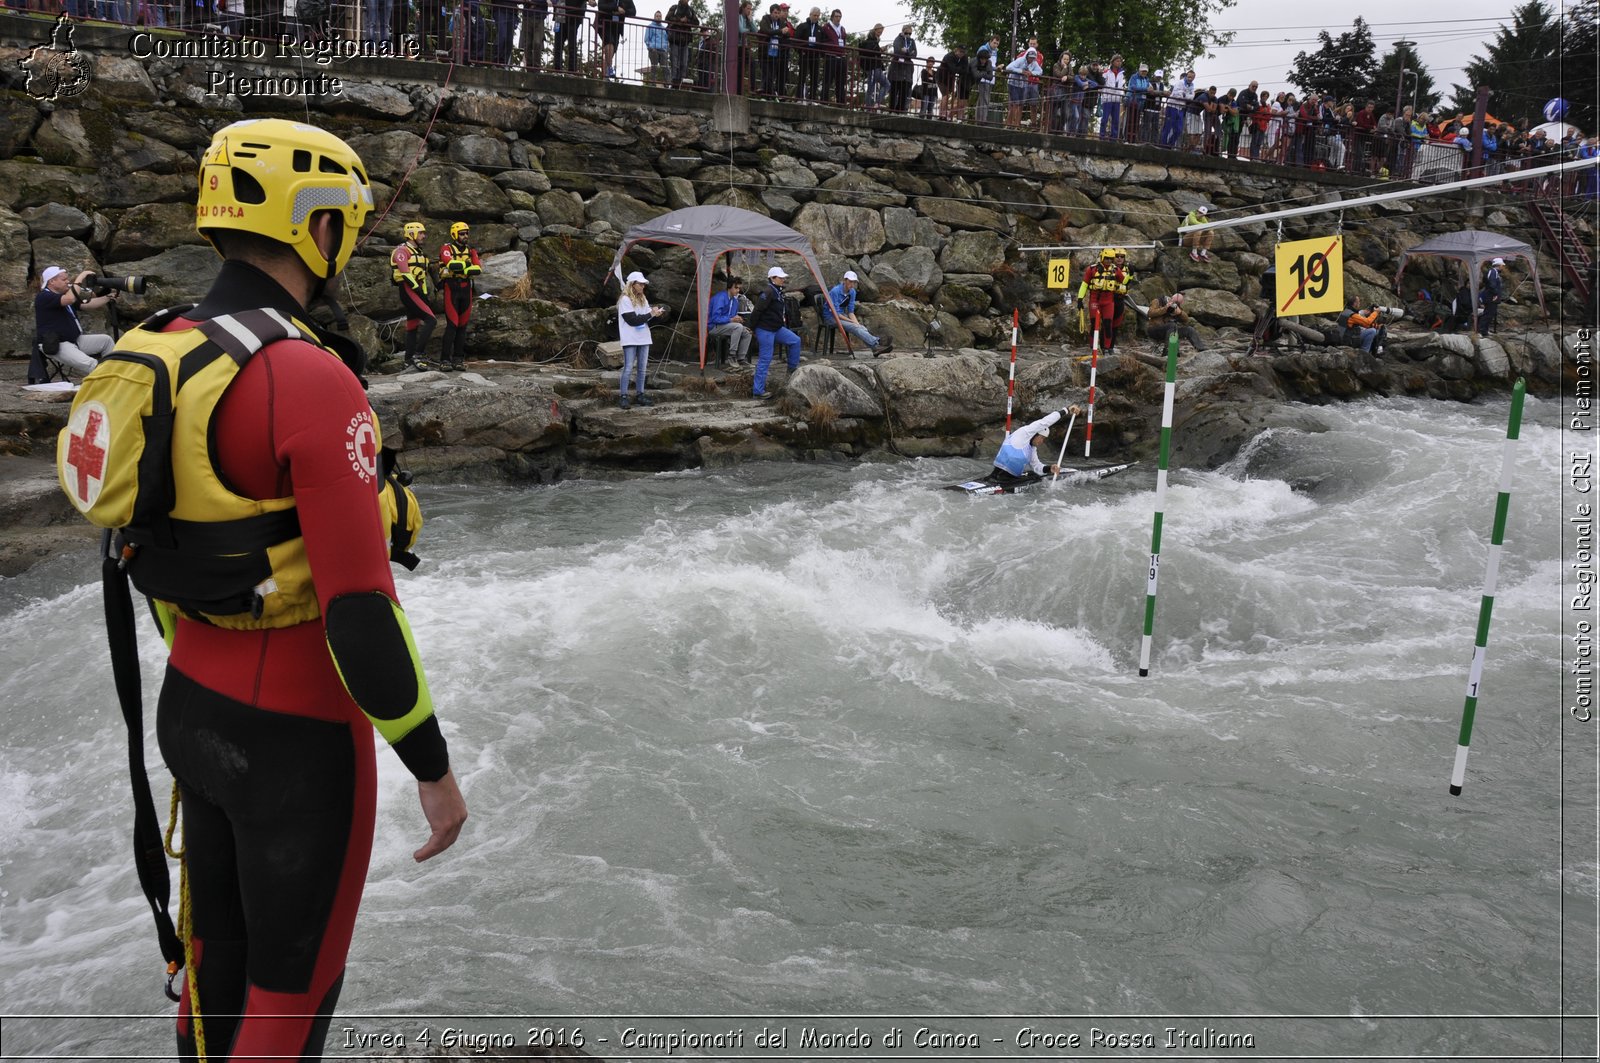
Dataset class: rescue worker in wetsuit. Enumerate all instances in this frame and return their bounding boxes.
[437,221,481,372]
[990,405,1080,485]
[1080,247,1126,352]
[391,220,436,369]
[1111,247,1132,344]
[148,119,468,1060]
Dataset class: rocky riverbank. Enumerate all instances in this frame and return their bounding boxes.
[3,317,1583,578]
[0,16,1589,577]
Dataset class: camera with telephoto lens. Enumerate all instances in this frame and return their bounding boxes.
[84,272,147,296]
[1374,305,1405,324]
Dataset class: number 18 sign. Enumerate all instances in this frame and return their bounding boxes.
[1274,235,1344,317]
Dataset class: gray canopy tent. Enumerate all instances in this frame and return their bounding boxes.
[1394,230,1546,336]
[607,205,845,369]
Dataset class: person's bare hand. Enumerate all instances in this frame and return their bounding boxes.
[413,769,468,862]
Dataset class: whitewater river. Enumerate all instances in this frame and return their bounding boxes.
[1,395,1593,1061]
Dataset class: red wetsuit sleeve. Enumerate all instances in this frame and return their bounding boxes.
[212,340,449,780]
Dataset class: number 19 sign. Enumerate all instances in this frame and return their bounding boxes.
[1274,235,1344,317]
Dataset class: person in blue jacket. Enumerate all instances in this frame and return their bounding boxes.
[707,275,752,366]
[822,270,892,357]
[990,406,1079,485]
[750,265,802,398]
[644,10,669,84]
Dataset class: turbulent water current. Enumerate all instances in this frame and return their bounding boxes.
[1,395,1594,1061]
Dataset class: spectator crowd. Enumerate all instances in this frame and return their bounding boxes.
[46,0,1599,189]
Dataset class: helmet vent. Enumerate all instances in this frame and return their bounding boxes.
[232,169,268,205]
[318,156,348,175]
[293,149,313,172]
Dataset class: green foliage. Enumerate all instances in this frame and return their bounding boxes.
[905,0,1234,69]
[1447,0,1563,127]
[1286,17,1377,104]
[1364,42,1441,116]
[1561,0,1597,133]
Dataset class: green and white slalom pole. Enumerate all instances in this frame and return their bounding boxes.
[1138,331,1181,677]
[1449,377,1526,796]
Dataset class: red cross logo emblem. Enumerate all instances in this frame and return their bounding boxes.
[345,415,378,483]
[64,401,110,511]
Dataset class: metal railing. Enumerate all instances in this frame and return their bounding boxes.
[31,5,1559,187]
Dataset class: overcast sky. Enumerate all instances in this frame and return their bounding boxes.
[835,0,1524,97]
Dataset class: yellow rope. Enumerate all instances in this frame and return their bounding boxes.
[164,782,207,1062]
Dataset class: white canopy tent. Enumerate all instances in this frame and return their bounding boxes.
[607,205,845,368]
[1393,230,1546,337]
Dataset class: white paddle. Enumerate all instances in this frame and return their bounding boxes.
[1051,411,1078,483]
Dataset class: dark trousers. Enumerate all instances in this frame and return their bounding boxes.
[552,20,578,69]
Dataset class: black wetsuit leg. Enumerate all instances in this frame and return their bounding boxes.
[157,665,371,1061]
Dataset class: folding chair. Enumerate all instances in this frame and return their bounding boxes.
[811,291,853,357]
[811,291,836,356]
[27,335,72,385]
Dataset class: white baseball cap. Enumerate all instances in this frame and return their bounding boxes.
[625,271,649,284]
[1198,205,1209,215]
[41,265,65,285]
[768,266,788,279]
[1490,257,1505,266]
[843,270,858,281]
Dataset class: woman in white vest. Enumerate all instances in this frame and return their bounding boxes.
[616,271,663,409]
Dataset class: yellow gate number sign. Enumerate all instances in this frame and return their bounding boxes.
[1274,235,1344,316]
[1046,258,1071,289]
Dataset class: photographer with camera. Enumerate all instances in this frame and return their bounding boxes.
[34,265,119,375]
[1341,294,1390,355]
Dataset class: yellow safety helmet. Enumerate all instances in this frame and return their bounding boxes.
[197,118,374,280]
[403,221,427,242]
[449,221,470,241]
[1114,247,1128,257]
[1099,247,1117,260]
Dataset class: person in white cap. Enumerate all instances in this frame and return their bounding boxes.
[823,271,892,358]
[1479,256,1506,334]
[616,270,664,409]
[33,265,118,376]
[749,265,801,399]
[1161,68,1194,148]
[1182,204,1213,261]
[1004,43,1043,129]
[1142,68,1167,142]
[1126,62,1151,143]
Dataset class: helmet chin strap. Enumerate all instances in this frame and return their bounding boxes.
[308,213,345,306]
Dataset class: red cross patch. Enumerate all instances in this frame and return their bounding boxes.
[345,413,378,484]
[63,400,111,512]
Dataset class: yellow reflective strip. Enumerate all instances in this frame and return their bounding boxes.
[327,597,436,746]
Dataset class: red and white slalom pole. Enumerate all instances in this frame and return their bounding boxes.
[1004,308,1019,435]
[1084,310,1101,458]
